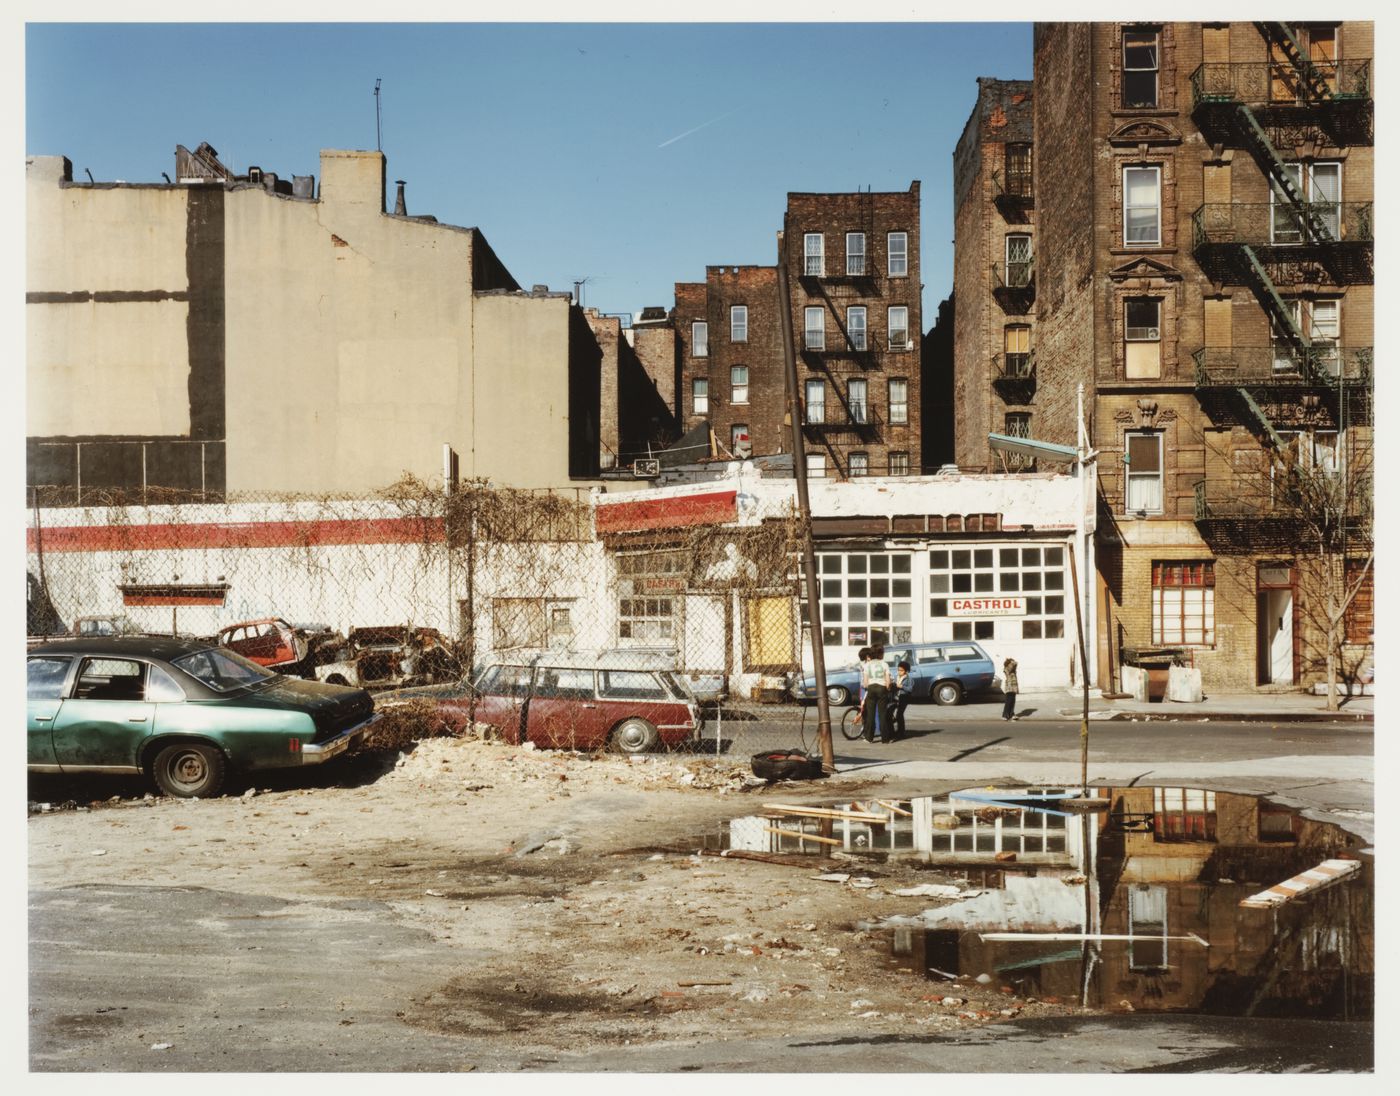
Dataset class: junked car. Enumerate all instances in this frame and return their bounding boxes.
[27,636,379,798]
[380,652,703,753]
[790,640,998,707]
[314,626,460,691]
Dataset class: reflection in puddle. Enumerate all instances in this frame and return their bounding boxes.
[711,787,1373,1022]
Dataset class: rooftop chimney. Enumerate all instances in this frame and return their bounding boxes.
[394,179,407,216]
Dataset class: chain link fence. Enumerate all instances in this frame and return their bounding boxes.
[27,477,825,762]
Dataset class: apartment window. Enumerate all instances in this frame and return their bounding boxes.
[846,232,866,276]
[1122,28,1160,108]
[849,452,870,477]
[849,379,868,424]
[1272,161,1341,244]
[1005,235,1033,286]
[1152,561,1216,646]
[847,306,868,351]
[888,378,908,424]
[817,550,914,647]
[1126,432,1164,512]
[1124,166,1161,246]
[807,453,827,479]
[730,305,748,343]
[692,378,709,416]
[887,306,909,349]
[804,379,826,424]
[730,365,749,405]
[805,306,825,350]
[1311,299,1340,376]
[730,423,749,454]
[1004,325,1031,376]
[888,232,909,277]
[1005,412,1031,439]
[888,451,910,476]
[691,321,708,357]
[1005,143,1033,197]
[1125,298,1162,379]
[804,233,824,276]
[929,545,1067,641]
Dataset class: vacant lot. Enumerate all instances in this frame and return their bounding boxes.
[28,735,1086,1071]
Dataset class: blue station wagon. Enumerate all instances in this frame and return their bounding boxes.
[791,641,998,707]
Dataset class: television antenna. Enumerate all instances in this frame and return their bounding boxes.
[374,78,383,151]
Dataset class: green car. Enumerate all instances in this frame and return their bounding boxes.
[27,636,380,798]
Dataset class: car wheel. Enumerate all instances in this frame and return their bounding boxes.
[610,718,659,754]
[933,680,963,707]
[151,742,226,798]
[325,674,350,686]
[825,684,851,706]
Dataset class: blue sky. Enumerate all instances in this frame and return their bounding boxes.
[26,21,1032,322]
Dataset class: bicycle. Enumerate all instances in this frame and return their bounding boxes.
[838,695,904,742]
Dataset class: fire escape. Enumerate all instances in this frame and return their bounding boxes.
[798,189,886,466]
[1188,23,1372,547]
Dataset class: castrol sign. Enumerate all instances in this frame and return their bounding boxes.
[948,596,1026,617]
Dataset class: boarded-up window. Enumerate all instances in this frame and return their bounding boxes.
[1204,297,1233,348]
[745,596,794,670]
[1202,25,1230,64]
[1344,561,1373,644]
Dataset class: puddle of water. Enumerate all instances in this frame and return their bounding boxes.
[692,787,1372,1021]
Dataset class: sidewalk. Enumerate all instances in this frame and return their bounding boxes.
[1011,687,1373,723]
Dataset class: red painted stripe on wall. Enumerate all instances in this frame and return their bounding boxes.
[27,516,446,553]
[122,594,228,606]
[595,490,737,534]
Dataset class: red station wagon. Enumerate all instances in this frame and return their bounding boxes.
[382,656,703,753]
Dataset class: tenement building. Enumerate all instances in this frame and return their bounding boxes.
[1029,22,1373,692]
[952,79,1037,472]
[675,184,923,478]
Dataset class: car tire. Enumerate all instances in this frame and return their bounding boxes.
[325,674,350,687]
[933,680,963,707]
[151,742,226,798]
[825,684,851,706]
[610,718,659,754]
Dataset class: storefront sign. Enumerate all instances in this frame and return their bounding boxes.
[948,596,1026,617]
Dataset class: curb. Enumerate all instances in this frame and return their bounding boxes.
[1077,709,1373,724]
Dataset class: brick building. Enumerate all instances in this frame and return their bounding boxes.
[675,184,923,477]
[1026,22,1373,693]
[951,79,1037,472]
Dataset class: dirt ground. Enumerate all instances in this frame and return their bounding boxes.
[28,727,1091,1059]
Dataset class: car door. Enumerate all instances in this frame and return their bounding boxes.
[910,647,947,698]
[28,655,75,769]
[940,644,989,692]
[471,664,533,744]
[49,656,155,772]
[526,667,606,749]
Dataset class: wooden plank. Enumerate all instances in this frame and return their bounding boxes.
[762,803,887,823]
[765,826,842,846]
[1239,858,1362,909]
[875,800,913,817]
[700,849,828,868]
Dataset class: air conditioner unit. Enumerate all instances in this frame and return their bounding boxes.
[633,459,661,477]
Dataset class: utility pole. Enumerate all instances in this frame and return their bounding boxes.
[776,232,834,770]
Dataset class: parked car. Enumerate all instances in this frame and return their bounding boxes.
[314,626,460,691]
[380,652,703,753]
[790,641,998,707]
[216,617,344,678]
[27,636,379,798]
[72,614,145,638]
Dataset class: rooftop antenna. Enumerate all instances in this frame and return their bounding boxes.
[374,78,383,151]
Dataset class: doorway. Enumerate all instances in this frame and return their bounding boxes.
[1257,564,1296,685]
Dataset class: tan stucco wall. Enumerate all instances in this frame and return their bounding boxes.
[470,293,574,488]
[27,159,193,436]
[222,151,485,493]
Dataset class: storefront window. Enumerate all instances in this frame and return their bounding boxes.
[816,551,913,647]
[616,550,686,642]
[928,544,1066,640]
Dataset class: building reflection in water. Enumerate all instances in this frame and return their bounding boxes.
[724,786,1372,1020]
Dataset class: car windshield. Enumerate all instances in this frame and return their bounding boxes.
[172,647,279,692]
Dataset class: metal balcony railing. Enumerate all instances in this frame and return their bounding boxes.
[1193,345,1372,388]
[1191,59,1373,110]
[1192,202,1373,249]
[1195,470,1371,525]
[992,259,1035,290]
